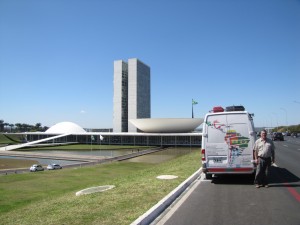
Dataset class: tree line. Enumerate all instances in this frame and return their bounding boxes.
[273,124,300,133]
[0,120,49,133]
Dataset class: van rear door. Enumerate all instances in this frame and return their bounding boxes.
[204,113,254,173]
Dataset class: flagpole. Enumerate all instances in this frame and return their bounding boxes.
[192,99,194,118]
[91,135,95,152]
[192,99,198,118]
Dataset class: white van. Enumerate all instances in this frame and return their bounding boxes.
[201,106,256,179]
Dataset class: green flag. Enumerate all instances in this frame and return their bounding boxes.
[192,99,198,105]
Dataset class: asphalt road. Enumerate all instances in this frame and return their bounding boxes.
[155,136,300,225]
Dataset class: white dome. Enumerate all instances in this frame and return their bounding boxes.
[45,122,86,134]
[129,118,203,133]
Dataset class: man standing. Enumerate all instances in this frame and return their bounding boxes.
[254,130,275,188]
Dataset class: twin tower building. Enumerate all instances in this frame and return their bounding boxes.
[113,58,151,133]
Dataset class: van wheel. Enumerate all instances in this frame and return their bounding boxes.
[205,173,212,179]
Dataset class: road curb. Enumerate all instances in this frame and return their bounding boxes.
[131,168,202,225]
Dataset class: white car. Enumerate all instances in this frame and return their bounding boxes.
[47,164,62,170]
[30,164,44,172]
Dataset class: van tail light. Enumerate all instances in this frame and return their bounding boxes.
[201,149,205,161]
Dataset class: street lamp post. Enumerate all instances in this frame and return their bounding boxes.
[280,108,288,131]
[269,114,273,130]
[272,112,279,131]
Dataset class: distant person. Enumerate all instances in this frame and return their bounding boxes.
[254,129,275,188]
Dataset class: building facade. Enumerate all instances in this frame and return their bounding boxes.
[26,132,202,147]
[113,58,151,132]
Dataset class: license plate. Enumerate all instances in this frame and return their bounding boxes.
[213,158,223,163]
[208,157,227,165]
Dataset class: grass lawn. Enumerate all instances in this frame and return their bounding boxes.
[0,133,24,144]
[0,148,201,225]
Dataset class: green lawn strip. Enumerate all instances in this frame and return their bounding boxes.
[0,134,15,144]
[0,133,24,144]
[0,150,201,225]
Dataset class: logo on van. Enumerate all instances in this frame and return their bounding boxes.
[206,120,226,132]
[225,130,250,166]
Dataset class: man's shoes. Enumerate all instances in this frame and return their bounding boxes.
[264,185,269,188]
[256,185,260,188]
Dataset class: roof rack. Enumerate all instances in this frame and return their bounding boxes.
[225,105,245,112]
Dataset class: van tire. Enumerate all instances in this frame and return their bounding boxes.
[205,173,212,179]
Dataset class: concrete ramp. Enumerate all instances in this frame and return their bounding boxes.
[0,133,71,151]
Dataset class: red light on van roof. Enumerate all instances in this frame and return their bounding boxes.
[212,106,224,113]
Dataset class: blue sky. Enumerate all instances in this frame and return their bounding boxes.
[0,0,299,129]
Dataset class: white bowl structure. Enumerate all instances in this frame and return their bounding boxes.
[129,118,204,133]
[45,122,86,134]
